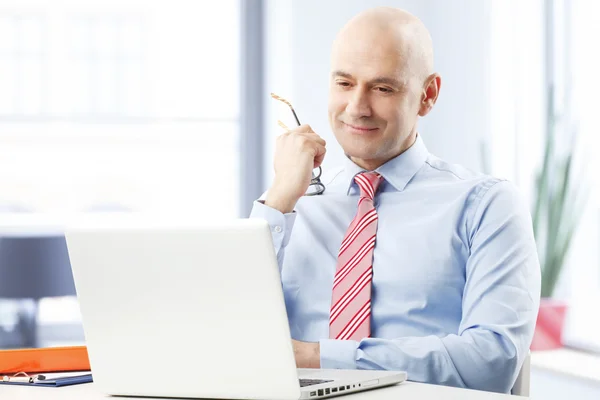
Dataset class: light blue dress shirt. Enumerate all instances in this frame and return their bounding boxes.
[250,135,541,393]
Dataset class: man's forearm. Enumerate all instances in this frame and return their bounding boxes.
[319,329,523,393]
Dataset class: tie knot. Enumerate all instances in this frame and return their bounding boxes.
[354,172,383,200]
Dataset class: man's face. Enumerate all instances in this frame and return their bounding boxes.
[328,32,423,170]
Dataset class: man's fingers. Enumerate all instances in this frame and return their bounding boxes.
[277,123,326,146]
[295,131,326,147]
[274,122,327,169]
[313,144,326,168]
[314,143,326,157]
[276,126,326,147]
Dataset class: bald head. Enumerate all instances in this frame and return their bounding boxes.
[327,7,441,171]
[332,7,434,81]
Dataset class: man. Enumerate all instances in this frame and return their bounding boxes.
[250,7,540,394]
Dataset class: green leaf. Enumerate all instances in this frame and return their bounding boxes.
[533,84,589,298]
[532,87,556,241]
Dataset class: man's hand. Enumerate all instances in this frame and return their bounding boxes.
[265,124,327,214]
[292,339,321,369]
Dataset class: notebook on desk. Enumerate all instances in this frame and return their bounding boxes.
[0,346,91,374]
[65,217,407,400]
[0,371,92,387]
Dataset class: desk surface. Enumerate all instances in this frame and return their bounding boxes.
[0,381,519,399]
[532,348,600,385]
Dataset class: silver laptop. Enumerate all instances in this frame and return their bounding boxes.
[65,216,406,399]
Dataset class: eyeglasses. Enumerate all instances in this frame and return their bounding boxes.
[270,93,325,196]
[2,371,47,383]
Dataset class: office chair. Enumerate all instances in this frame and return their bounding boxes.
[0,235,77,348]
[511,351,531,396]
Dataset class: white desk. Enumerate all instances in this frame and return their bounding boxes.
[0,381,518,400]
[530,349,600,400]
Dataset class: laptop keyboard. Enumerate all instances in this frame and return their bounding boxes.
[299,378,334,387]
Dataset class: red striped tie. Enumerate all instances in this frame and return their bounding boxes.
[329,171,383,341]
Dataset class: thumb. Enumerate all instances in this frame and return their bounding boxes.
[313,146,326,169]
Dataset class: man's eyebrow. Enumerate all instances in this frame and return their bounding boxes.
[331,70,403,87]
[369,76,403,87]
[332,70,353,79]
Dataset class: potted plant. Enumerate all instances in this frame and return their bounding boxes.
[530,86,587,350]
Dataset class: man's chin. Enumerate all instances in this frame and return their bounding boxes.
[341,141,380,157]
[343,149,382,165]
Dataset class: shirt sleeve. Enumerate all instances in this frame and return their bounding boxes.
[319,180,541,394]
[249,199,297,271]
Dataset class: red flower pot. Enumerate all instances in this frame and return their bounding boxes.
[531,298,568,350]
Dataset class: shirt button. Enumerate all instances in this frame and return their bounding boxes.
[273,225,283,233]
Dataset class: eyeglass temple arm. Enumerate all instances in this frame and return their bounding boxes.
[291,109,301,126]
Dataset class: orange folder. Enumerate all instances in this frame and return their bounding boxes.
[0,346,90,374]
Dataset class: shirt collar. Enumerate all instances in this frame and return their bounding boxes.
[342,134,429,195]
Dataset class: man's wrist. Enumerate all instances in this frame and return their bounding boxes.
[309,342,321,368]
[292,340,321,369]
[265,188,298,214]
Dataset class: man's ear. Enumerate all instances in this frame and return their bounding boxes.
[418,73,441,117]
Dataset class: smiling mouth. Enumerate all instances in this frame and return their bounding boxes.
[343,122,378,132]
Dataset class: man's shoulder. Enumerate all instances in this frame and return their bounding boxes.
[421,154,517,201]
[422,154,487,181]
[421,155,530,235]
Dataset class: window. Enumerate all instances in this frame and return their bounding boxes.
[0,13,46,116]
[0,0,240,217]
[559,0,600,350]
[69,15,146,117]
[0,0,242,347]
[565,0,600,292]
[489,0,600,351]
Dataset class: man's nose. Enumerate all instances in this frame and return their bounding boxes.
[345,88,372,119]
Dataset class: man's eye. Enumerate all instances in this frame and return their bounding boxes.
[376,87,392,93]
[336,81,350,87]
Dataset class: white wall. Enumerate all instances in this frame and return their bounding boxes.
[262,0,494,187]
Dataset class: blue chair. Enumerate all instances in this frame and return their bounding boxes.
[0,235,76,348]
